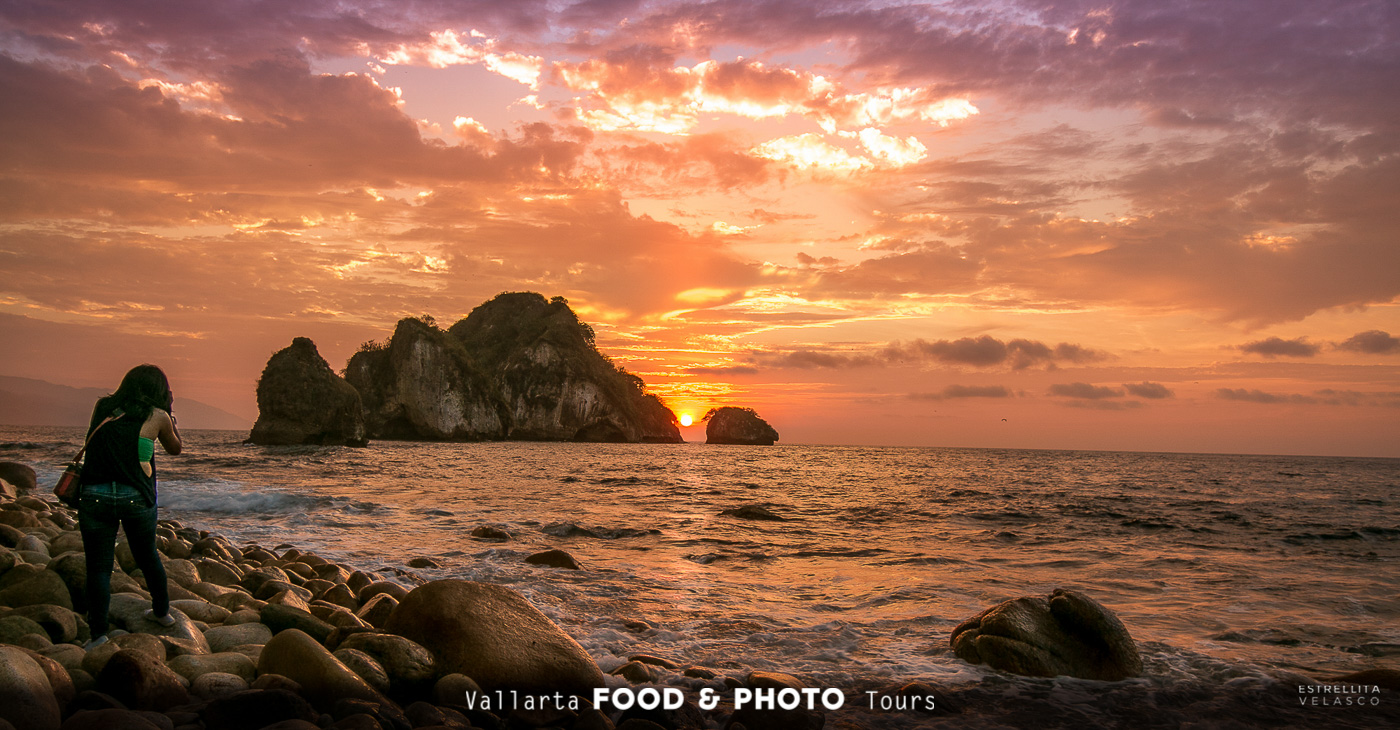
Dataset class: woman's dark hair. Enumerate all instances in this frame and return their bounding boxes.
[90,364,173,432]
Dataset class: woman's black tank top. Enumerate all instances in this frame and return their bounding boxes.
[80,413,157,506]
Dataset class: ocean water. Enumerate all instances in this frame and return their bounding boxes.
[3,426,1398,727]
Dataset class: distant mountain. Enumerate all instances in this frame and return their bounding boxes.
[0,376,250,430]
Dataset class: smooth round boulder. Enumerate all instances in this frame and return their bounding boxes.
[333,648,391,694]
[0,568,73,610]
[260,604,334,644]
[0,463,36,493]
[256,629,392,712]
[356,581,409,605]
[200,688,319,730]
[432,673,482,706]
[106,594,208,653]
[55,708,164,730]
[337,632,435,695]
[204,622,273,654]
[354,593,397,629]
[190,671,249,701]
[169,599,230,624]
[384,579,604,696]
[950,588,1141,681]
[11,604,79,644]
[0,615,49,645]
[168,652,257,682]
[0,646,61,730]
[96,649,190,712]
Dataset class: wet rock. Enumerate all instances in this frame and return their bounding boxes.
[406,557,439,569]
[1331,668,1400,691]
[719,505,784,521]
[703,407,778,445]
[526,549,582,570]
[0,646,61,730]
[356,581,409,605]
[259,603,334,645]
[950,588,1142,681]
[629,654,680,670]
[319,583,359,611]
[336,632,436,697]
[0,463,36,493]
[611,661,661,684]
[96,649,190,712]
[471,526,511,541]
[333,648,390,694]
[384,579,604,696]
[746,671,804,691]
[355,593,398,629]
[256,628,392,712]
[248,337,368,447]
[200,688,319,730]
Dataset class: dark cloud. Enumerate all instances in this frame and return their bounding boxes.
[1218,387,1400,407]
[1337,330,1400,355]
[1239,337,1321,358]
[747,335,1106,371]
[1123,381,1174,399]
[685,365,759,375]
[1049,382,1123,399]
[909,385,1012,400]
[1217,388,1316,405]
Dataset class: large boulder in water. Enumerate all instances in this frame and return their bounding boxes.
[384,579,604,696]
[951,588,1141,681]
[249,337,367,447]
[346,294,682,443]
[0,463,36,493]
[704,406,779,445]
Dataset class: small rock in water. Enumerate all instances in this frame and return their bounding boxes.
[526,549,583,570]
[1331,668,1400,691]
[471,525,512,541]
[406,557,440,569]
[720,505,785,521]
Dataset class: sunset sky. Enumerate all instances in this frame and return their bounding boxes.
[2,1,1397,456]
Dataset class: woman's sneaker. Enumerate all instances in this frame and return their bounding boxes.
[82,634,109,651]
[144,608,176,627]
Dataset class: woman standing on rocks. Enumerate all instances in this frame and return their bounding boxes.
[79,364,182,649]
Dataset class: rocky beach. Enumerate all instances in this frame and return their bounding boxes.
[1,446,1398,729]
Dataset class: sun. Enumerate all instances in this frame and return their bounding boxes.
[679,414,693,427]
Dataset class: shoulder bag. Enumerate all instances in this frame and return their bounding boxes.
[53,409,124,507]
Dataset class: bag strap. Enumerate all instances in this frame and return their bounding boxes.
[69,408,126,465]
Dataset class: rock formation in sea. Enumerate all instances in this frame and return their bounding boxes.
[346,293,682,443]
[950,588,1142,681]
[703,406,779,445]
[248,338,368,447]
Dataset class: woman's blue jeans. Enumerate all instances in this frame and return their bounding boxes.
[79,482,169,636]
